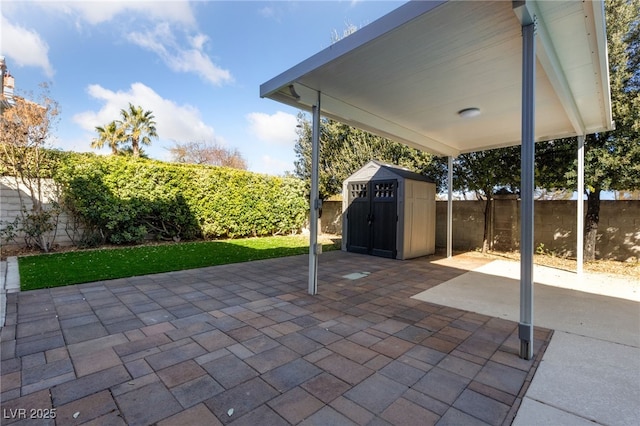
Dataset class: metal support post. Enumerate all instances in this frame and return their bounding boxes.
[577,135,585,274]
[519,21,536,360]
[447,156,453,258]
[308,91,321,295]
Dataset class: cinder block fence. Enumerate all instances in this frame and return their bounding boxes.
[322,198,639,261]
[433,199,639,261]
[0,177,75,249]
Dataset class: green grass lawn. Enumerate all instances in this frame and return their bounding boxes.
[18,235,339,291]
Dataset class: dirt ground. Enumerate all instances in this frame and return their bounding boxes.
[460,249,639,279]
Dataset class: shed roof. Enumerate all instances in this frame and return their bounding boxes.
[359,160,435,183]
[261,0,613,157]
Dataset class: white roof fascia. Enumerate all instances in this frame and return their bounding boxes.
[585,0,614,131]
[515,0,613,136]
[527,1,586,135]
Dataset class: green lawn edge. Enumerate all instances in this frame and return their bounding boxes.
[18,235,339,291]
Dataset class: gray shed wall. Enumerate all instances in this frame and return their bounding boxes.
[341,162,436,259]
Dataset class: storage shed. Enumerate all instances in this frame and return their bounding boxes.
[342,161,436,260]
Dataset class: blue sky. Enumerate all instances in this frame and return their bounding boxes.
[1,0,403,175]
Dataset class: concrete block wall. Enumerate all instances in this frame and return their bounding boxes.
[0,180,25,228]
[326,199,639,261]
[0,177,76,250]
[435,200,485,250]
[492,197,519,252]
[434,200,638,261]
[533,201,577,256]
[320,200,343,235]
[597,201,640,260]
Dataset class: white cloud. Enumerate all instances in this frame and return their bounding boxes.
[22,2,228,86]
[246,111,298,147]
[39,0,196,26]
[255,155,294,176]
[190,33,208,50]
[127,23,233,86]
[258,6,276,19]
[0,14,54,77]
[72,82,215,144]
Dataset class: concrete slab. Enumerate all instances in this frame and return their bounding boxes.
[0,256,20,328]
[412,260,640,346]
[1,259,6,290]
[412,259,640,426]
[476,259,639,301]
[0,260,5,328]
[514,332,640,426]
[514,398,596,426]
[342,272,370,280]
[5,257,20,293]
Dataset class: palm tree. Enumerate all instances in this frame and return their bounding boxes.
[120,103,158,158]
[91,120,125,155]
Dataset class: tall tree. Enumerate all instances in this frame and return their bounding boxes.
[453,146,521,252]
[120,103,158,158]
[91,120,125,155]
[293,113,444,199]
[169,140,247,169]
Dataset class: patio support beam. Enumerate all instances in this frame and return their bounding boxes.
[447,156,453,258]
[519,19,536,360]
[577,135,585,274]
[308,91,321,295]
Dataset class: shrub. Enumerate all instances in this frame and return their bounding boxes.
[55,154,307,244]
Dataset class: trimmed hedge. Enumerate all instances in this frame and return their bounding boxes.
[56,154,308,245]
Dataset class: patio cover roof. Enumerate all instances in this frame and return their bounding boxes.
[260,0,613,157]
[260,0,612,360]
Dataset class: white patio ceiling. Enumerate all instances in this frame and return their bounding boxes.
[260,0,613,157]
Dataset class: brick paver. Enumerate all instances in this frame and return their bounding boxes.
[0,251,551,425]
[344,373,408,414]
[268,387,324,424]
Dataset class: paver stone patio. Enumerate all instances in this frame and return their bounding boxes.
[0,251,551,425]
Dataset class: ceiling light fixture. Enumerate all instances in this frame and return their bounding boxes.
[458,107,481,118]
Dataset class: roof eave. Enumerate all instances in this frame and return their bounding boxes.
[590,0,614,131]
